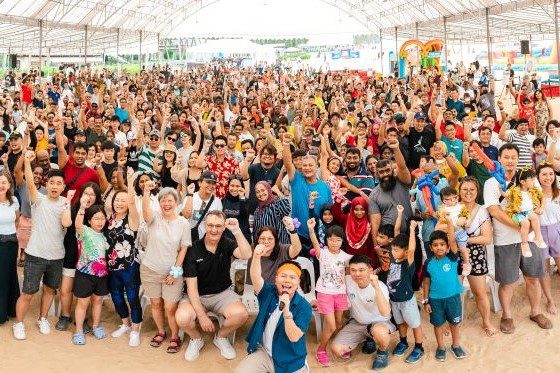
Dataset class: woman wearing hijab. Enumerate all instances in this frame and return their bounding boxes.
[253,181,291,245]
[332,196,377,267]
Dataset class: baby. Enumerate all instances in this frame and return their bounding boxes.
[436,186,471,276]
[504,168,547,257]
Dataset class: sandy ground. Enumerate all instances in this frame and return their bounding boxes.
[2,96,560,373]
[1,267,560,373]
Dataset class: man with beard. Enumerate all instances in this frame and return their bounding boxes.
[240,144,280,214]
[344,147,375,200]
[368,138,412,244]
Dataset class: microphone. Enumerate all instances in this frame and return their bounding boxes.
[279,291,288,311]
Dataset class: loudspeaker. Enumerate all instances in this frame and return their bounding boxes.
[521,40,530,55]
[9,54,17,68]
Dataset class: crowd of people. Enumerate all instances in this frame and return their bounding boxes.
[0,60,559,372]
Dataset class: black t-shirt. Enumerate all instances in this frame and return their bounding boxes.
[247,163,280,213]
[406,126,435,169]
[102,161,117,179]
[386,259,416,302]
[183,235,238,296]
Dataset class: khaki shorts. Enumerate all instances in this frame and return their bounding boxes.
[234,347,309,373]
[332,319,395,351]
[181,286,240,316]
[140,264,183,302]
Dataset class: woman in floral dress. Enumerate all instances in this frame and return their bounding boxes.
[533,89,553,139]
[105,169,141,347]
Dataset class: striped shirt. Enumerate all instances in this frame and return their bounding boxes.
[138,145,160,179]
[506,130,535,169]
[254,198,291,245]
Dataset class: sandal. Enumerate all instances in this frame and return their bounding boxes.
[530,314,553,329]
[150,331,166,348]
[166,337,182,354]
[72,332,86,345]
[92,326,107,340]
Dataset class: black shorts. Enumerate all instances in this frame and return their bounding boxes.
[22,254,63,294]
[73,271,109,298]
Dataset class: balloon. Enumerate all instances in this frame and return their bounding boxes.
[471,142,495,171]
[412,169,440,215]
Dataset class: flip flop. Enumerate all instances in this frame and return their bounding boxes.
[72,333,86,345]
[150,331,166,348]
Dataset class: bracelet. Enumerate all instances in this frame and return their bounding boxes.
[422,299,429,305]
[169,266,183,279]
[284,312,293,320]
[288,229,297,234]
[185,193,193,197]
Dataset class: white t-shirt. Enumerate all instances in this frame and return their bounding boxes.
[483,177,527,246]
[316,249,353,294]
[465,205,490,236]
[540,195,560,226]
[345,275,391,325]
[26,194,68,260]
[187,193,223,239]
[262,307,282,356]
[0,197,20,235]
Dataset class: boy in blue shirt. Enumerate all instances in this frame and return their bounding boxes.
[387,220,424,363]
[422,214,466,362]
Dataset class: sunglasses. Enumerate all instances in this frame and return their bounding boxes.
[150,136,160,141]
[167,136,177,141]
[214,143,226,148]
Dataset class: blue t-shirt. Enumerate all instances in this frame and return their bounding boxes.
[441,137,463,160]
[483,144,499,161]
[423,251,463,299]
[290,171,333,238]
[114,107,130,123]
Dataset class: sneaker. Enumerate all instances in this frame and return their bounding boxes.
[37,317,51,335]
[372,350,389,370]
[361,337,377,354]
[111,324,131,338]
[392,341,409,356]
[435,348,447,362]
[129,331,140,347]
[13,322,26,340]
[213,336,236,360]
[185,338,204,361]
[316,349,332,367]
[405,347,425,364]
[451,345,467,359]
[55,316,71,331]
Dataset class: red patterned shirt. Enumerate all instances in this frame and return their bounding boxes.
[206,154,240,199]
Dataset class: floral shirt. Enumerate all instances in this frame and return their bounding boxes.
[105,215,138,271]
[77,226,109,277]
[206,154,240,199]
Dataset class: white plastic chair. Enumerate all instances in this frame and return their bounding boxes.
[294,257,322,342]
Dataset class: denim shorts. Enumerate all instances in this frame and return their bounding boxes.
[22,254,63,294]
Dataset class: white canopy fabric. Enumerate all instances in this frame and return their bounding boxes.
[185,39,277,64]
[0,1,558,56]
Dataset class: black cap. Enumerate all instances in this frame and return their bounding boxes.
[9,131,22,139]
[75,129,85,136]
[200,171,217,183]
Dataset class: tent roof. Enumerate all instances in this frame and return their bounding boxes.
[0,1,558,55]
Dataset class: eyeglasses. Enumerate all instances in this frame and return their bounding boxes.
[214,143,226,148]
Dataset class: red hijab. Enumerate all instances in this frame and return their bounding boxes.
[256,181,276,216]
[346,197,371,250]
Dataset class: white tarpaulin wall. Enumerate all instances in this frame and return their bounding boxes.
[185,39,277,65]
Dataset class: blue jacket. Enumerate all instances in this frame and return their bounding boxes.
[245,283,312,373]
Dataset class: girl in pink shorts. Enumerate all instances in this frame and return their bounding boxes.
[308,219,352,367]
